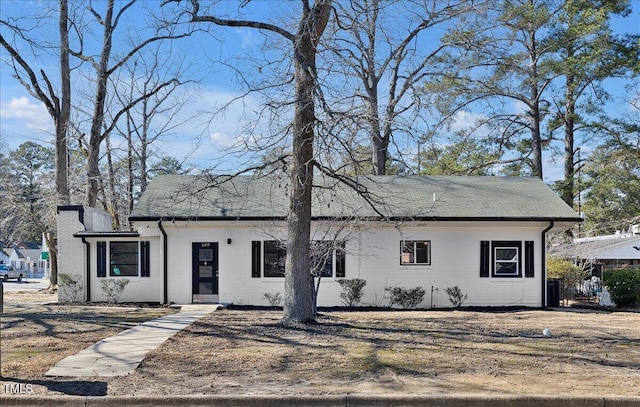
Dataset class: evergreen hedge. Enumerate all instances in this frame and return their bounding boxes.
[603,269,640,308]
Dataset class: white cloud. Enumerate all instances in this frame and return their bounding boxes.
[449,111,486,132]
[448,111,493,139]
[1,96,52,132]
[209,131,238,147]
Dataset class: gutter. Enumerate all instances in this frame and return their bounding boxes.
[158,221,168,305]
[81,237,91,302]
[129,215,583,223]
[541,221,554,309]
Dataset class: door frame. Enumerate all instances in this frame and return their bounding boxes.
[192,242,219,303]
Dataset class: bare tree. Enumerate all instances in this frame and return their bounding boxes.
[1,1,70,208]
[111,43,195,215]
[170,0,332,323]
[327,0,475,175]
[1,0,73,286]
[67,0,190,207]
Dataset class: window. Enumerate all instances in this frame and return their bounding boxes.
[97,241,150,278]
[400,241,431,265]
[110,242,138,277]
[263,240,286,277]
[492,241,521,278]
[254,240,346,278]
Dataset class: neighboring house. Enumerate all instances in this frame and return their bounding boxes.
[6,244,48,276]
[0,242,10,265]
[551,228,640,277]
[57,175,581,307]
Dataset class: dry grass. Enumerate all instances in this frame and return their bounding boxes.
[1,291,175,395]
[1,291,639,397]
[128,309,640,397]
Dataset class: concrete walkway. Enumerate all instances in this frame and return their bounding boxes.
[45,304,220,377]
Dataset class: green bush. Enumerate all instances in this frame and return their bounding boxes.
[337,278,366,308]
[385,286,425,309]
[58,273,84,303]
[100,279,130,304]
[263,292,283,307]
[603,269,640,308]
[444,286,467,308]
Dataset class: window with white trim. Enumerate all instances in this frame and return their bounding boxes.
[400,240,431,265]
[492,241,521,278]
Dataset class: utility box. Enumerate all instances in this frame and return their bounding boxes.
[547,278,561,308]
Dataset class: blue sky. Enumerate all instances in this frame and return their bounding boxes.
[1,1,638,181]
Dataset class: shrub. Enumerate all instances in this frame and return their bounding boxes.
[100,279,130,304]
[603,269,640,308]
[445,286,467,308]
[58,273,84,303]
[263,292,283,307]
[336,278,367,308]
[385,286,425,309]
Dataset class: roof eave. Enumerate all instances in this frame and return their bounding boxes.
[73,231,140,238]
[129,215,583,223]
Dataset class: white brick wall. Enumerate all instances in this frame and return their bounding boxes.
[56,207,89,302]
[130,220,548,308]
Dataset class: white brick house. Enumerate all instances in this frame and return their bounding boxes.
[57,175,581,307]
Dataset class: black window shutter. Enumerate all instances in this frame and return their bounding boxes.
[480,240,490,278]
[140,241,150,277]
[97,241,106,278]
[524,241,534,278]
[335,241,346,278]
[251,241,261,278]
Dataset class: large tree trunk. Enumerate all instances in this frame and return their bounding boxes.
[368,85,386,175]
[45,233,58,291]
[562,73,576,208]
[49,0,71,287]
[528,25,543,180]
[85,0,114,207]
[282,0,331,324]
[105,133,121,229]
[530,98,543,179]
[140,98,150,195]
[57,0,70,207]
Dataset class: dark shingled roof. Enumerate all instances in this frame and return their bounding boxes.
[129,174,581,223]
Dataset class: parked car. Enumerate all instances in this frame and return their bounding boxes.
[0,264,23,282]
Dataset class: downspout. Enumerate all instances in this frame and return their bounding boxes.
[541,221,554,309]
[158,221,168,305]
[81,237,91,302]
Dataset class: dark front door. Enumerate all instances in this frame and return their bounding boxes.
[192,242,219,302]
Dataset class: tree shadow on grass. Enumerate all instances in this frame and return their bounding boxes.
[1,376,108,396]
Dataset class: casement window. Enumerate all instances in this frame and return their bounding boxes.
[252,240,346,278]
[480,240,534,278]
[400,240,431,265]
[97,241,150,278]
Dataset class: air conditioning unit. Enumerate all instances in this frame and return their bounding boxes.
[632,224,640,235]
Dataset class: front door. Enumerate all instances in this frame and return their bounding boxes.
[192,242,219,303]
